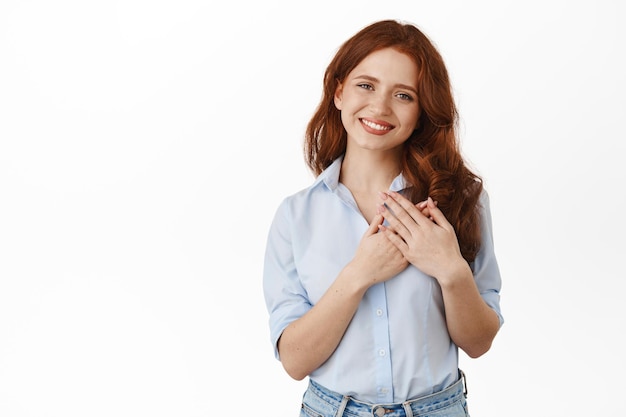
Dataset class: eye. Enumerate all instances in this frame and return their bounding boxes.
[357,83,374,91]
[396,92,414,101]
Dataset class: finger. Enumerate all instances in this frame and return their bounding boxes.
[384,191,428,227]
[364,213,384,237]
[416,200,431,218]
[377,203,412,240]
[378,224,409,254]
[419,207,434,221]
[416,200,437,222]
[417,199,437,209]
[426,197,452,229]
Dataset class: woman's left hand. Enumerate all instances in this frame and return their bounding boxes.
[377,191,467,283]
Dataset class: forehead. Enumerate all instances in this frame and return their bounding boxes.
[348,48,418,85]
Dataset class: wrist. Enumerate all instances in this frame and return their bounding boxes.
[437,258,472,289]
[341,261,375,294]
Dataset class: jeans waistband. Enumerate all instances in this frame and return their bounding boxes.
[304,370,467,417]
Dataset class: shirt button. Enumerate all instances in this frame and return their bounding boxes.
[378,349,386,356]
[379,387,389,394]
[376,309,383,316]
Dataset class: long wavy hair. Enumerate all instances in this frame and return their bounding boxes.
[304,19,484,263]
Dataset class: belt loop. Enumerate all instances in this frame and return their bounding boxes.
[335,395,349,417]
[402,402,414,417]
[460,369,468,397]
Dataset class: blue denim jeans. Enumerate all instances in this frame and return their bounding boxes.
[300,370,469,417]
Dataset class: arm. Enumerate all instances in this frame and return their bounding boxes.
[277,262,367,380]
[277,214,407,380]
[431,260,500,357]
[378,192,500,358]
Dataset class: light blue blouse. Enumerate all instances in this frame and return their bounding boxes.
[263,157,503,403]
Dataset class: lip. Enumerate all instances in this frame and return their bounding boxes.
[360,118,394,135]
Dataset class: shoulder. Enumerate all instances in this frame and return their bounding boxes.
[276,158,341,211]
[275,179,326,218]
[478,187,491,208]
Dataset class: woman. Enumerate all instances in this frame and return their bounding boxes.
[263,19,503,417]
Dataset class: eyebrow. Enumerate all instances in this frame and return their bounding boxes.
[353,74,418,95]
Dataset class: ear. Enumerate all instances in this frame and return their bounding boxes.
[334,82,343,110]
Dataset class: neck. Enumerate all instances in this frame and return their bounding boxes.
[339,148,402,193]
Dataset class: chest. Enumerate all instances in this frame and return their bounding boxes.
[351,192,381,224]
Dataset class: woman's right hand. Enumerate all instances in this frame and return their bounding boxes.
[349,214,408,288]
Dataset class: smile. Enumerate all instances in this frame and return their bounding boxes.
[360,118,393,131]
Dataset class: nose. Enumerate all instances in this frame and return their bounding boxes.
[369,92,392,115]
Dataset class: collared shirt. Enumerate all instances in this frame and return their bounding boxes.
[263,157,503,403]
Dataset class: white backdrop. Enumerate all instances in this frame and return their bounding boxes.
[1,1,624,416]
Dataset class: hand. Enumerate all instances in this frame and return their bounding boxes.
[414,198,437,221]
[350,213,408,288]
[377,191,466,283]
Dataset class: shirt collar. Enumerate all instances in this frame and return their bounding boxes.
[314,155,411,192]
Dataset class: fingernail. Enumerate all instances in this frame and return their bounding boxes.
[378,191,388,200]
[377,204,386,214]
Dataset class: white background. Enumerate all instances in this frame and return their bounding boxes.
[1,1,624,416]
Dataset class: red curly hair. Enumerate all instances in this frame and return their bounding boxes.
[304,19,484,263]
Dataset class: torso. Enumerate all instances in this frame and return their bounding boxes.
[349,189,380,224]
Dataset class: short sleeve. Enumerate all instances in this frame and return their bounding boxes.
[262,198,313,359]
[470,190,504,327]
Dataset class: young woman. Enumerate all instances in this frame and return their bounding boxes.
[263,19,503,417]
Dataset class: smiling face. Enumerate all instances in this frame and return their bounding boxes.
[334,47,420,157]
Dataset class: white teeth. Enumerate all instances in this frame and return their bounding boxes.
[362,119,391,131]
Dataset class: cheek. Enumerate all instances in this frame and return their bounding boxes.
[400,110,420,131]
